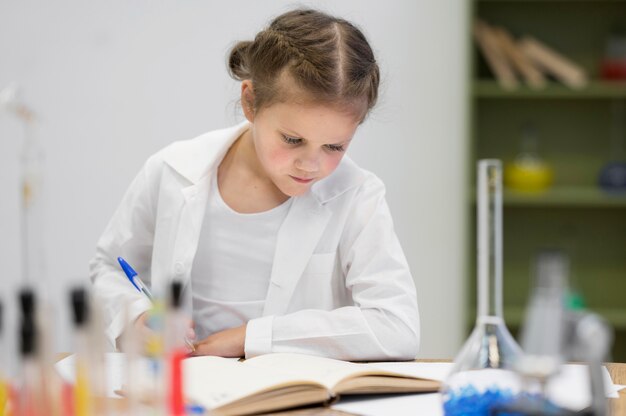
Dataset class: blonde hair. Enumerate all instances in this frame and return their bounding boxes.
[228,8,379,120]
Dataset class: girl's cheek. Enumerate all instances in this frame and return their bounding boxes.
[267,147,293,165]
[324,153,344,172]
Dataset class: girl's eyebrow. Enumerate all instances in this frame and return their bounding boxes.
[281,127,306,140]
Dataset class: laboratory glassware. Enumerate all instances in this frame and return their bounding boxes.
[442,159,523,415]
[0,301,7,415]
[495,250,613,415]
[0,85,45,286]
[504,123,553,193]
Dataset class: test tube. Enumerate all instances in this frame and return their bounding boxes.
[38,301,62,416]
[17,288,44,416]
[146,300,166,415]
[71,288,95,416]
[120,297,142,415]
[88,295,108,416]
[0,301,7,415]
[165,281,187,416]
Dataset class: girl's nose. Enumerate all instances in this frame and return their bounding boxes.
[295,152,320,173]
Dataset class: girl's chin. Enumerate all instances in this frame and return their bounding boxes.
[279,183,312,197]
[283,188,309,197]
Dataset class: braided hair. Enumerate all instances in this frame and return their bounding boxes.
[227,9,379,121]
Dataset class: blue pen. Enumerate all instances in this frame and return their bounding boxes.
[117,256,154,301]
[117,256,195,352]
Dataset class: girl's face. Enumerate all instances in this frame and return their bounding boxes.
[245,93,361,197]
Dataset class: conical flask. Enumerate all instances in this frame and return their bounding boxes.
[442,160,523,415]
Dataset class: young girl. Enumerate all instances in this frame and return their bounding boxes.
[89,8,419,361]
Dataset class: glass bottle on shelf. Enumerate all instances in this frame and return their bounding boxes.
[442,159,523,415]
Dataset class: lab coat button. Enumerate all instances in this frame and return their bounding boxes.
[174,262,184,275]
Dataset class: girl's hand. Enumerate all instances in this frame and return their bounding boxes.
[116,311,154,352]
[191,324,247,357]
[118,312,197,354]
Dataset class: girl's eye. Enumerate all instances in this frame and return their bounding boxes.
[281,134,345,152]
[325,144,345,152]
[281,135,302,145]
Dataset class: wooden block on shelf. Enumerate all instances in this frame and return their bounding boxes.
[473,19,519,90]
[519,36,588,89]
[492,26,547,90]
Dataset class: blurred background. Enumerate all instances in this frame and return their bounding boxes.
[469,0,626,363]
[0,0,624,363]
[0,1,469,358]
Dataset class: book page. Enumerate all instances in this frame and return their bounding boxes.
[365,361,454,382]
[183,355,326,410]
[243,353,433,392]
[244,353,369,390]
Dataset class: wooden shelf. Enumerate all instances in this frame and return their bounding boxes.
[470,187,626,207]
[474,80,626,99]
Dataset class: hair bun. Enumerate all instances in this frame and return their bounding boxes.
[227,40,252,80]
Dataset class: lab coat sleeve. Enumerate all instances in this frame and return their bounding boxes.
[88,159,157,350]
[245,177,420,361]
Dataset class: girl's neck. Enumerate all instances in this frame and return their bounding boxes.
[229,129,266,179]
[217,128,290,213]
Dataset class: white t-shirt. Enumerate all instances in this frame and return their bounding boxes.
[191,173,293,340]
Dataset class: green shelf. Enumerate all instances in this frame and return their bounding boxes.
[469,0,626,362]
[474,80,626,99]
[470,187,626,207]
[467,307,626,330]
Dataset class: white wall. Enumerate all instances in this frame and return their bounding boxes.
[0,1,468,357]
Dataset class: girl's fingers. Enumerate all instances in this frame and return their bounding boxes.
[186,327,196,341]
[190,343,209,357]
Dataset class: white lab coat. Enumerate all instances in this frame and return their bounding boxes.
[89,121,420,360]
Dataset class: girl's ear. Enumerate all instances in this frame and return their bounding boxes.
[241,80,256,122]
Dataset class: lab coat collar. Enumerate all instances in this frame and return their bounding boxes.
[162,121,249,185]
[161,120,366,205]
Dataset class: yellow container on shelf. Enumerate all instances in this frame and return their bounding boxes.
[504,157,554,193]
[504,122,554,193]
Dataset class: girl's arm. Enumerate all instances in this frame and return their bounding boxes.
[245,177,420,361]
[88,160,158,350]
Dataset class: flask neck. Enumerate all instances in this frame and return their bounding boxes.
[477,160,503,319]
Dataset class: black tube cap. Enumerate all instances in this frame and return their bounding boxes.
[71,288,89,327]
[170,280,183,309]
[19,289,35,319]
[19,289,37,357]
[20,320,36,356]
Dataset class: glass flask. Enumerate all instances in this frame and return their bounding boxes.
[442,159,523,415]
[489,250,571,415]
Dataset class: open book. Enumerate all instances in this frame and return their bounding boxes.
[183,353,440,415]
